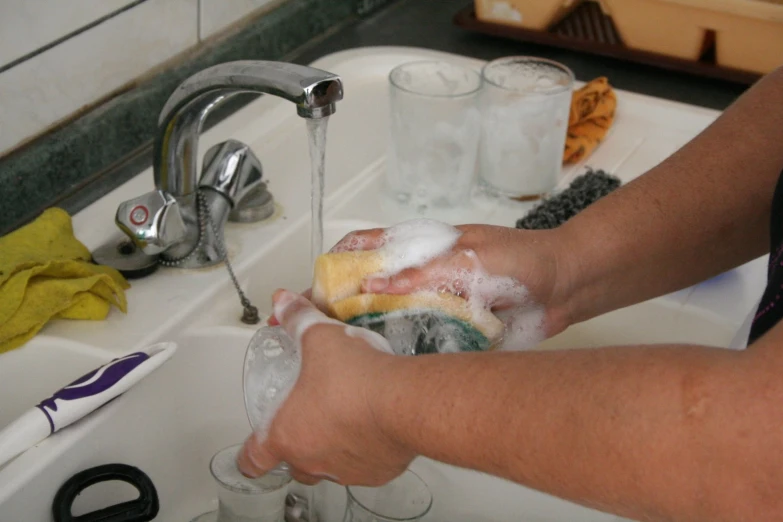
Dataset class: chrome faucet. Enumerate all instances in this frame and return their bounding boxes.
[115,61,344,268]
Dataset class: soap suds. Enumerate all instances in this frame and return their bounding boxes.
[273,290,344,345]
[330,219,549,351]
[331,218,463,276]
[424,252,546,351]
[376,219,463,276]
[495,305,547,351]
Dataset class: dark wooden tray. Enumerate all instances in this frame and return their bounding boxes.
[453,2,762,85]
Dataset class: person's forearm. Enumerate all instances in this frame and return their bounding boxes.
[553,67,783,326]
[378,345,783,521]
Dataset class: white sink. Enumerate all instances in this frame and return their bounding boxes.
[0,337,111,432]
[0,46,767,520]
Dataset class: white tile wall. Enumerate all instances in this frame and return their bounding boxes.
[198,0,280,40]
[0,0,198,156]
[0,0,135,69]
[0,0,297,157]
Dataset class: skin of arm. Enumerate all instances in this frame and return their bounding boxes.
[241,67,783,521]
[548,65,783,327]
[376,320,783,522]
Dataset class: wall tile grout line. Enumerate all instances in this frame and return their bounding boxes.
[0,0,150,75]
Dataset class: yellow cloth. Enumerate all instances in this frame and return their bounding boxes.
[0,208,130,353]
[563,77,617,164]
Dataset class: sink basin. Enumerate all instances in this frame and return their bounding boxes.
[0,46,767,520]
[539,301,736,351]
[0,303,736,521]
[0,337,111,435]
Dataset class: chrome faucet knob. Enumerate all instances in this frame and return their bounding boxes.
[200,140,263,207]
[116,190,187,255]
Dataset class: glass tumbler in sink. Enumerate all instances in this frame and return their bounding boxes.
[342,469,433,522]
[243,326,437,522]
[190,443,292,522]
[189,327,299,522]
[386,60,482,212]
[478,56,574,200]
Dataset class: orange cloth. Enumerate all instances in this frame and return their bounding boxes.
[563,77,617,164]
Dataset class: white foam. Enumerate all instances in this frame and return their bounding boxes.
[373,219,547,351]
[273,291,344,345]
[376,218,462,276]
[331,219,549,352]
[495,305,547,351]
[329,232,373,253]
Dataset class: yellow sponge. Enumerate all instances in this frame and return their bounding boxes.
[311,250,384,308]
[311,251,505,352]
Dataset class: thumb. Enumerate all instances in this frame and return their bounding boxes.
[237,431,281,478]
[362,254,469,296]
[362,267,433,294]
[362,249,482,298]
[272,289,340,343]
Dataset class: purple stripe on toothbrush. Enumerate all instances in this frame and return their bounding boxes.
[35,352,150,434]
[38,406,55,434]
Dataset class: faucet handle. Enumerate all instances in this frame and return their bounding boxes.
[116,190,187,255]
[200,140,264,206]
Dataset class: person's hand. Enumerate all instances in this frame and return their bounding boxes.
[331,223,573,339]
[238,289,415,486]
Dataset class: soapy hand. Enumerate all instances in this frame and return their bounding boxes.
[239,289,415,486]
[331,222,571,340]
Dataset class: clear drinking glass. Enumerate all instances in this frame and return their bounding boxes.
[387,60,482,212]
[478,56,574,200]
[243,325,320,519]
[190,443,292,522]
[243,325,301,445]
[342,470,433,522]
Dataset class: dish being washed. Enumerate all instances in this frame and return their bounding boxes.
[242,325,300,444]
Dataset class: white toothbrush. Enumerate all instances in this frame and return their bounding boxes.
[0,342,177,468]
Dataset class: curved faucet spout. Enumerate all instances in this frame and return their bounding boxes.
[154,60,344,198]
[115,59,343,269]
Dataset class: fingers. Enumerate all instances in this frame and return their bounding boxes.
[362,249,479,299]
[330,228,386,253]
[237,433,325,486]
[362,265,452,295]
[267,288,312,326]
[237,432,281,478]
[272,289,342,344]
[272,289,318,338]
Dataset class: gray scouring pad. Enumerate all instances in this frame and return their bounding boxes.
[516,168,621,230]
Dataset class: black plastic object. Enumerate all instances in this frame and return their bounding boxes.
[52,463,160,522]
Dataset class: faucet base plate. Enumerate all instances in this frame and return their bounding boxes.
[229,184,275,223]
[92,235,160,279]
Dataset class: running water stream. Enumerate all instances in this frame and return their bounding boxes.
[306,117,329,269]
